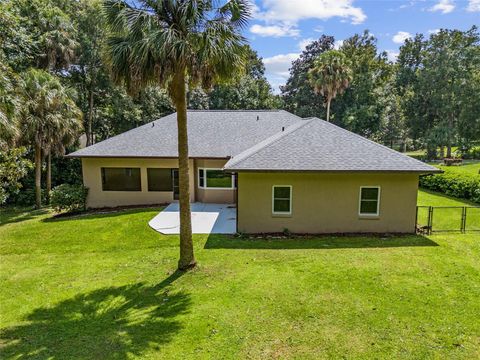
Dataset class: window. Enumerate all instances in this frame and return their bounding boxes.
[198,168,234,189]
[272,186,292,214]
[101,168,141,191]
[359,186,380,216]
[199,168,205,188]
[147,168,173,191]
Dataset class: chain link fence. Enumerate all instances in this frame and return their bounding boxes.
[416,206,480,234]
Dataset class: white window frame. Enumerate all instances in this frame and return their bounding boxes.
[358,186,381,217]
[272,185,292,215]
[197,168,235,190]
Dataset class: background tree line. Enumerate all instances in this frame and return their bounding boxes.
[0,0,279,206]
[0,0,479,207]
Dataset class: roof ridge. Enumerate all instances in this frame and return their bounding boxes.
[224,119,314,169]
[186,109,282,112]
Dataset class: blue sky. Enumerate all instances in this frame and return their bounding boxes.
[247,0,480,92]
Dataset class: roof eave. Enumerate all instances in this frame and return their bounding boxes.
[223,168,443,174]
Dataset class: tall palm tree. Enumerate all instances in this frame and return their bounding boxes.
[308,50,353,122]
[19,69,82,209]
[103,0,250,270]
[44,87,83,202]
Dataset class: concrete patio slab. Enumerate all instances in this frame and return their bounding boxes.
[148,203,237,234]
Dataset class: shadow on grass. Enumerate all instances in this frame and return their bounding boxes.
[0,208,49,227]
[205,234,439,250]
[42,207,163,223]
[0,271,189,360]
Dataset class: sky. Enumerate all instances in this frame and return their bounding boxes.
[247,0,480,92]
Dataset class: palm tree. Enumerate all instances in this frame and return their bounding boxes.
[19,69,82,209]
[308,50,353,122]
[0,63,19,149]
[103,0,250,270]
[44,87,83,202]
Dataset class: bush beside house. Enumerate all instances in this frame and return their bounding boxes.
[50,184,89,212]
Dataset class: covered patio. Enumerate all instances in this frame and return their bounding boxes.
[148,203,237,235]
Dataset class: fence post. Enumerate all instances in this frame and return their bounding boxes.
[428,206,433,235]
[461,207,467,233]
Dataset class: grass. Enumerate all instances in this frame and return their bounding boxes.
[417,189,480,231]
[432,161,480,176]
[1,191,480,359]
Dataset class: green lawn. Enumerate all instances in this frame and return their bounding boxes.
[1,191,480,359]
[432,161,480,176]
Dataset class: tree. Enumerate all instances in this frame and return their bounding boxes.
[209,46,281,109]
[281,35,335,118]
[331,31,391,137]
[44,86,82,202]
[308,50,352,122]
[104,0,250,270]
[0,148,32,205]
[396,27,480,158]
[18,69,82,209]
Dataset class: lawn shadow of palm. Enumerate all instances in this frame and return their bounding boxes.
[0,271,189,359]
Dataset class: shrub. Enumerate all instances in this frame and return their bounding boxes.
[50,184,89,212]
[420,172,480,203]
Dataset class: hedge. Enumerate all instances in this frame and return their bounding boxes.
[419,172,480,204]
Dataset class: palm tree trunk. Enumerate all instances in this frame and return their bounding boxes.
[326,98,331,122]
[35,142,42,209]
[46,152,52,204]
[171,71,195,270]
[87,87,94,146]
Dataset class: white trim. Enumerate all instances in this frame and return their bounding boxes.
[358,186,381,217]
[197,168,235,190]
[272,185,292,215]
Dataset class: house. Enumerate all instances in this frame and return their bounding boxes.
[68,110,440,234]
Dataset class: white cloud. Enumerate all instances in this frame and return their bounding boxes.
[313,26,325,33]
[392,31,412,44]
[334,40,344,50]
[467,0,480,11]
[428,29,441,34]
[386,50,399,62]
[263,52,300,91]
[298,38,314,50]
[256,0,366,25]
[250,24,299,37]
[429,0,455,13]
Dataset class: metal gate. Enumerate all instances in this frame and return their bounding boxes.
[416,206,480,234]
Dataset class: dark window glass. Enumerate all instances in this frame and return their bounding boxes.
[101,168,141,191]
[273,186,291,213]
[206,170,232,188]
[199,169,205,188]
[147,168,173,191]
[360,187,379,215]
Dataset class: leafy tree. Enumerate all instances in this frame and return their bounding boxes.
[18,69,82,209]
[104,0,251,270]
[67,0,109,146]
[281,35,335,118]
[209,47,281,109]
[308,50,352,122]
[0,148,32,205]
[396,27,480,158]
[332,31,391,136]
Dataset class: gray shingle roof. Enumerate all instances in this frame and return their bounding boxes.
[68,110,301,158]
[224,118,440,173]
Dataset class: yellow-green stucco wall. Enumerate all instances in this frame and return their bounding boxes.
[237,172,419,234]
